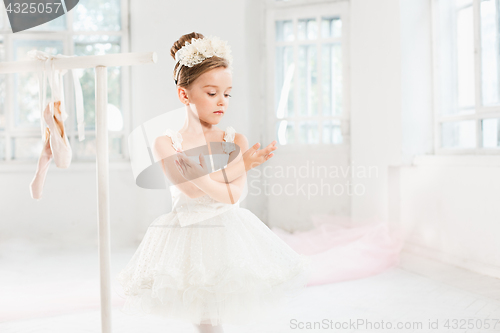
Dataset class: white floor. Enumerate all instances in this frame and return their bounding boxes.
[1,246,500,333]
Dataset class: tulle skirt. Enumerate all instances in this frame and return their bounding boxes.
[116,207,311,326]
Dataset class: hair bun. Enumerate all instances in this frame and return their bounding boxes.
[170,32,205,61]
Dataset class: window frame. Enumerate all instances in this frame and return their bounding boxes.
[431,0,500,155]
[0,0,131,164]
[265,0,351,154]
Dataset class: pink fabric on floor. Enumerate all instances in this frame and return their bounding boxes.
[271,214,406,286]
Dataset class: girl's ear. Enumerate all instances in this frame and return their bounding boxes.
[177,87,189,105]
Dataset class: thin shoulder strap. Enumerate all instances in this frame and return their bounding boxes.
[222,126,236,154]
[223,126,236,143]
[165,128,183,152]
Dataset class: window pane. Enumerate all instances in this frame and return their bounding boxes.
[299,121,319,144]
[11,137,47,160]
[298,45,318,117]
[480,0,500,106]
[441,120,475,148]
[456,4,475,109]
[72,134,123,160]
[297,20,306,40]
[322,43,342,116]
[73,35,122,131]
[482,118,500,148]
[321,17,341,38]
[73,0,121,31]
[0,8,3,30]
[275,20,294,42]
[436,0,475,115]
[323,119,342,144]
[13,40,64,129]
[275,46,294,118]
[276,120,295,145]
[298,18,317,40]
[0,36,5,129]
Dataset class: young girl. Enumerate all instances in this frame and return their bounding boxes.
[117,32,311,333]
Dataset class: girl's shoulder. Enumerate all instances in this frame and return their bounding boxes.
[228,128,248,152]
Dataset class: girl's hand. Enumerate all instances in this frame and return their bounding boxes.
[174,151,210,183]
[243,140,278,171]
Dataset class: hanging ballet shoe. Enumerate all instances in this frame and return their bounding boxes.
[29,127,53,200]
[43,100,72,168]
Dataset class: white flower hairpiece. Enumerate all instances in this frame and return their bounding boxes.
[174,35,233,84]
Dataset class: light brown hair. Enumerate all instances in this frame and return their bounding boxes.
[170,32,231,88]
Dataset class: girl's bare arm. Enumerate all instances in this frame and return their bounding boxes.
[208,135,277,184]
[182,133,250,204]
[153,135,206,198]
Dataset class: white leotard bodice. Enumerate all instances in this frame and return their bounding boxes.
[164,126,239,227]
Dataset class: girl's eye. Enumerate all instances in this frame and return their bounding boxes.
[208,93,232,98]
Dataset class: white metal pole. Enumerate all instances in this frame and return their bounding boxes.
[95,65,111,333]
[0,52,157,333]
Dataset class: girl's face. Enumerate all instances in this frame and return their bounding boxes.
[180,66,232,125]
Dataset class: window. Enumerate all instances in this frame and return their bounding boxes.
[433,0,500,153]
[270,3,348,148]
[0,0,129,163]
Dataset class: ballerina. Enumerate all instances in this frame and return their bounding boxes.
[116,32,311,333]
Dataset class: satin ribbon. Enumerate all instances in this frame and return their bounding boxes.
[26,50,86,142]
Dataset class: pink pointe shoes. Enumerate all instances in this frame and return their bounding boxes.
[43,101,72,168]
[29,126,53,200]
[29,101,72,200]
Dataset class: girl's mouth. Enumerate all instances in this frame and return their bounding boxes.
[214,111,224,114]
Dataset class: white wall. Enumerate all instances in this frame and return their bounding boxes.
[395,159,500,278]
[350,0,403,223]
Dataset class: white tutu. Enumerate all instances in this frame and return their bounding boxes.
[116,189,311,326]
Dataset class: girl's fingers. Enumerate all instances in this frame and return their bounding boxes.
[175,160,183,174]
[178,154,188,169]
[266,141,277,149]
[258,146,276,157]
[181,155,193,169]
[267,146,277,154]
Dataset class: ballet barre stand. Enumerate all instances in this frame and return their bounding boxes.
[0,51,158,333]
